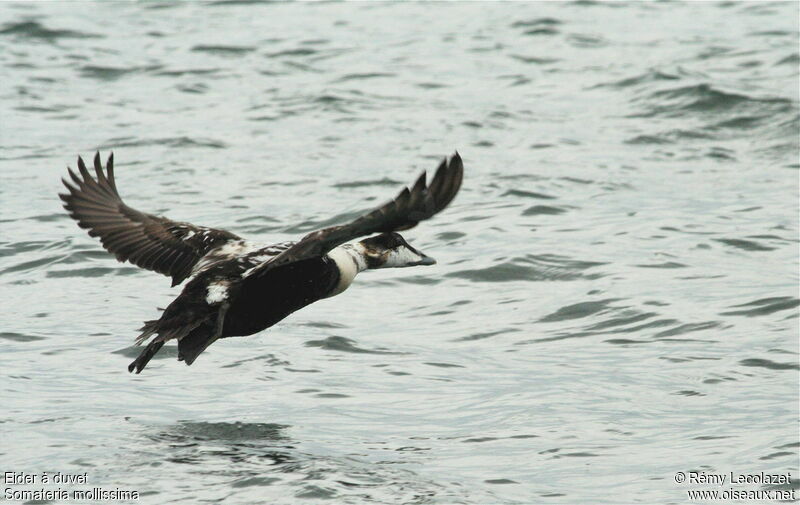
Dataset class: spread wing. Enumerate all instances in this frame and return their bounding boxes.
[59,152,241,286]
[245,151,463,279]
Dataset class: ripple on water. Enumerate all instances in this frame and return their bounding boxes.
[136,420,473,502]
[153,420,289,443]
[1,255,63,275]
[0,332,46,342]
[305,336,408,355]
[332,177,403,188]
[739,358,799,371]
[333,72,396,82]
[634,261,688,269]
[652,321,721,338]
[523,299,722,345]
[97,136,227,149]
[522,205,568,216]
[776,53,799,66]
[720,297,800,317]
[222,353,289,369]
[79,65,140,81]
[0,244,121,278]
[593,69,681,89]
[501,189,557,200]
[643,84,792,116]
[510,17,563,29]
[452,328,520,342]
[713,237,777,252]
[509,54,560,65]
[46,266,139,278]
[621,76,798,150]
[0,20,101,41]
[538,299,618,323]
[190,45,256,56]
[447,254,606,283]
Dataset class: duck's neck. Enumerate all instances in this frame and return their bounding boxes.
[325,244,368,297]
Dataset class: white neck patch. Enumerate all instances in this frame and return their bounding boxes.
[383,246,423,268]
[325,244,367,297]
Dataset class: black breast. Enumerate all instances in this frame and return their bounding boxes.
[222,256,340,337]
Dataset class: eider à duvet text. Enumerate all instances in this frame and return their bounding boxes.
[59,152,463,373]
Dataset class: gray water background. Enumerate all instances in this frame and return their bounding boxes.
[1,1,798,504]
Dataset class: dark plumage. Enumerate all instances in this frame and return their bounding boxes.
[59,151,463,373]
[60,152,239,286]
[248,154,463,278]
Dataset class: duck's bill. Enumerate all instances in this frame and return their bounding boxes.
[384,246,437,268]
[413,254,436,266]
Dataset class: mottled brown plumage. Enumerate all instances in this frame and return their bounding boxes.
[59,152,239,286]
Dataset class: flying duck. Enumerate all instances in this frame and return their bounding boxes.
[60,152,463,373]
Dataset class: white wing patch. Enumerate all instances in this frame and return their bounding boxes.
[191,240,297,279]
[206,281,230,304]
[213,239,261,257]
[240,241,296,278]
[192,239,260,275]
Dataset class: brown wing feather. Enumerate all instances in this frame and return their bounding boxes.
[245,151,463,278]
[59,152,240,286]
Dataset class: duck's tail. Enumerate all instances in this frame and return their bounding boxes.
[128,318,201,374]
[128,339,165,374]
[128,302,228,373]
[128,319,168,374]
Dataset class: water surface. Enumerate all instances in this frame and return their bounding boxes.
[1,2,798,503]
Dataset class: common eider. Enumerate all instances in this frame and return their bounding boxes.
[59,152,463,373]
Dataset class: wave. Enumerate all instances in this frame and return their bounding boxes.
[0,20,100,41]
[632,83,792,118]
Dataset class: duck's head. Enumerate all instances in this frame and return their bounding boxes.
[358,232,436,269]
